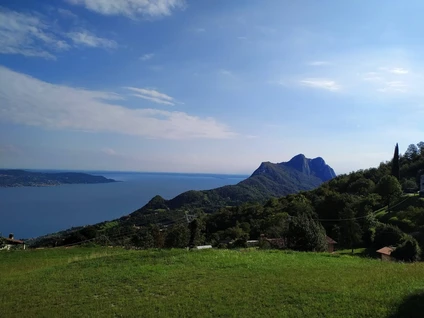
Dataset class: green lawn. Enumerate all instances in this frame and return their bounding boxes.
[1,247,424,317]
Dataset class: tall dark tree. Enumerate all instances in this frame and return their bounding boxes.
[392,143,400,180]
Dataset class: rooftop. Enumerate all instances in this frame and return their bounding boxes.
[376,246,395,256]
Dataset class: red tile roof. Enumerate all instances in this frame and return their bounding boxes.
[326,236,337,244]
[4,238,24,244]
[376,246,395,256]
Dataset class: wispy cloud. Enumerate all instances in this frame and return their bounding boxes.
[308,61,330,66]
[140,53,154,61]
[102,148,116,155]
[66,0,186,19]
[299,78,340,91]
[0,67,235,139]
[125,87,175,105]
[385,67,409,74]
[0,8,70,59]
[57,8,78,19]
[219,69,234,77]
[0,8,118,58]
[193,28,206,33]
[67,31,117,48]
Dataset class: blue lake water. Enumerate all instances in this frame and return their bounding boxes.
[0,172,248,239]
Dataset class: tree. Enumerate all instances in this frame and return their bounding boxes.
[392,236,421,262]
[286,214,327,252]
[417,141,424,155]
[405,144,419,160]
[376,175,402,211]
[392,143,400,180]
[165,223,189,248]
[340,207,363,253]
[373,223,404,248]
[188,219,205,247]
[401,179,418,192]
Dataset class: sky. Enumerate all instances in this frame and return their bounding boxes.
[0,0,423,175]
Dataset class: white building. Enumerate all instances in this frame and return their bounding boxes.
[420,175,424,197]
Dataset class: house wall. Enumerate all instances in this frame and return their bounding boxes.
[420,175,424,196]
[327,244,334,253]
[380,254,394,262]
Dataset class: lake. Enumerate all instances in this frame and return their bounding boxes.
[0,171,248,238]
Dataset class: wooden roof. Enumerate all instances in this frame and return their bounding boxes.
[376,246,395,256]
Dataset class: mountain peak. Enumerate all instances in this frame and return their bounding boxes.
[280,154,336,182]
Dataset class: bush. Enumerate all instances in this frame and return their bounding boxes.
[373,224,404,248]
[392,237,421,262]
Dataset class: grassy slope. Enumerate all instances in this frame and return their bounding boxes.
[1,248,424,317]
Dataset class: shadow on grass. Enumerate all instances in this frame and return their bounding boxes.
[388,291,424,318]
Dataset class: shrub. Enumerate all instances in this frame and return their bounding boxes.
[392,236,421,262]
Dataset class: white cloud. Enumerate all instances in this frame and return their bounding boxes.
[299,78,340,91]
[0,8,70,59]
[386,67,408,74]
[57,8,78,19]
[193,28,205,33]
[0,8,118,58]
[219,69,234,77]
[0,67,235,139]
[102,147,116,155]
[66,0,186,18]
[377,81,407,93]
[125,87,175,105]
[140,53,154,61]
[67,31,117,48]
[308,61,330,66]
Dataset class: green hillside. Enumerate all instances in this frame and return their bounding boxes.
[29,142,423,258]
[1,248,423,317]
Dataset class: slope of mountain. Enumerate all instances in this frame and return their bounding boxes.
[124,155,336,225]
[30,154,336,247]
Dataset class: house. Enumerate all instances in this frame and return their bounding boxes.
[376,246,395,261]
[0,234,25,251]
[326,236,337,253]
[420,175,424,197]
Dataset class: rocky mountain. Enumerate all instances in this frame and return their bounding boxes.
[123,155,336,226]
[30,154,337,247]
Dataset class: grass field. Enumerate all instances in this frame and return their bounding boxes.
[1,248,424,317]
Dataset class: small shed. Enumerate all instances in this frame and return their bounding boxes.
[326,236,337,253]
[193,245,212,250]
[376,246,395,261]
[0,234,25,251]
[246,240,259,247]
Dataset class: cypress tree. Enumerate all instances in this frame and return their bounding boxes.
[392,143,400,180]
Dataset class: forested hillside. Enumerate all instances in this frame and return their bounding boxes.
[30,142,424,262]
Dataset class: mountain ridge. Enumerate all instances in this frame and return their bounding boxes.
[123,154,336,226]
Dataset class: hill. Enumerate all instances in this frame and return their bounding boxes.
[1,247,423,317]
[30,154,335,247]
[0,169,117,187]
[124,154,335,224]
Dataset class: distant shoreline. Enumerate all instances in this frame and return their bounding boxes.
[0,169,117,188]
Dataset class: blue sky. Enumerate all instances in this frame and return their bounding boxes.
[0,0,423,174]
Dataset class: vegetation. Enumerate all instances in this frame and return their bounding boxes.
[0,169,116,187]
[1,247,424,317]
[30,142,424,264]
